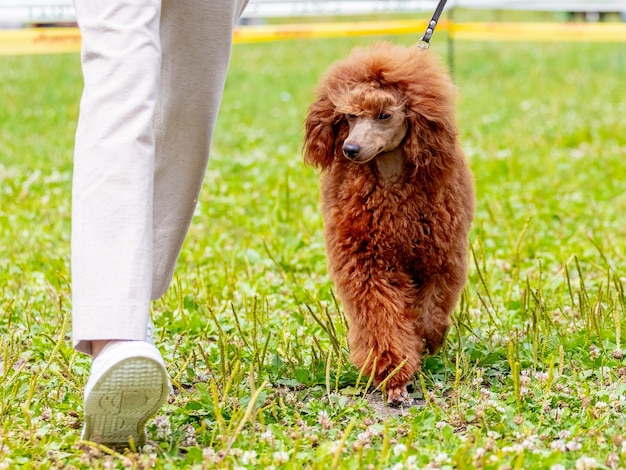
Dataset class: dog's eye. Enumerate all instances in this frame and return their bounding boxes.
[378,113,391,120]
[346,114,357,120]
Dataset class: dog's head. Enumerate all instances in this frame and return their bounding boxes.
[336,83,408,164]
[303,42,458,172]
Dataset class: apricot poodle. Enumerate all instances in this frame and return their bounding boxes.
[304,42,475,405]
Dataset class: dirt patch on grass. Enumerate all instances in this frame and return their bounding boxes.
[364,391,425,419]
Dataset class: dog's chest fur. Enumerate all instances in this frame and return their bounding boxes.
[373,148,405,182]
[321,157,443,270]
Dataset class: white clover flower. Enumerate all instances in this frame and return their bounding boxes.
[261,430,275,445]
[273,451,290,464]
[241,450,257,466]
[328,440,342,454]
[405,459,419,470]
[153,414,171,440]
[181,424,197,447]
[393,443,407,456]
[566,440,582,452]
[550,465,566,470]
[318,410,332,429]
[558,430,571,439]
[521,436,537,450]
[356,431,372,447]
[202,447,217,463]
[550,439,566,452]
[511,443,524,453]
[434,452,450,464]
[231,448,244,458]
[575,456,598,470]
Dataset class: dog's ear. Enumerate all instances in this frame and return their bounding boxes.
[303,94,341,169]
[403,109,458,172]
[401,57,459,172]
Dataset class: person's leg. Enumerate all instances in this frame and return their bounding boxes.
[71,0,162,355]
[150,0,248,299]
[71,0,168,446]
[72,0,248,446]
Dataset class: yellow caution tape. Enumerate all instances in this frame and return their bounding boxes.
[1,20,625,56]
[0,27,81,55]
[451,22,626,42]
[232,19,439,43]
[0,20,437,56]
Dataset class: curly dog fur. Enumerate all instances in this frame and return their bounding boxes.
[303,42,475,405]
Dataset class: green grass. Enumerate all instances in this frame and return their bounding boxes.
[2,31,626,469]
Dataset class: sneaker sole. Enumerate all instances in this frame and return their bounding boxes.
[82,355,169,447]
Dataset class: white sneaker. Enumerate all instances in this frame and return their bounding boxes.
[81,340,170,447]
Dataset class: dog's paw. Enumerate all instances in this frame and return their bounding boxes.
[386,386,409,407]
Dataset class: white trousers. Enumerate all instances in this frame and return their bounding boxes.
[71,0,248,354]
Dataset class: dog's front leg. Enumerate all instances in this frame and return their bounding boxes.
[339,280,423,406]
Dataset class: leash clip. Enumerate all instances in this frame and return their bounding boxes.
[418,19,437,49]
[418,0,447,49]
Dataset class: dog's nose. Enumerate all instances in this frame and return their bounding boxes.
[343,143,361,159]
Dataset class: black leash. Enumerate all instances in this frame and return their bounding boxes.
[418,0,448,49]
